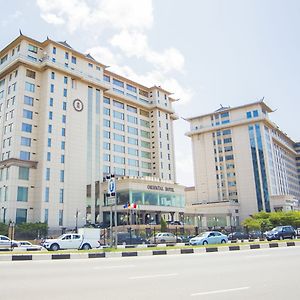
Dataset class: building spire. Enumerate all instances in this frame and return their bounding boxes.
[19,29,23,36]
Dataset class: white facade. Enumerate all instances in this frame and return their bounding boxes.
[186,101,300,225]
[0,34,182,230]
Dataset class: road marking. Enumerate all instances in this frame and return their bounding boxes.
[191,286,250,296]
[129,273,178,280]
[94,264,135,270]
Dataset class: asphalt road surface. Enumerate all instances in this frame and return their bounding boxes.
[1,247,300,300]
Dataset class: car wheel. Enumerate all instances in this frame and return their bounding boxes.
[279,236,284,240]
[50,243,59,251]
[221,239,226,244]
[202,240,208,245]
[81,243,91,250]
[160,239,166,243]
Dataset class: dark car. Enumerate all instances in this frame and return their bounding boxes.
[265,226,296,241]
[116,232,146,245]
[228,232,249,240]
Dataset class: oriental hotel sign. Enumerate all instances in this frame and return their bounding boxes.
[147,185,175,193]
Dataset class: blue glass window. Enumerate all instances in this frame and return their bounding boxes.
[64,77,68,84]
[61,141,65,150]
[71,56,76,64]
[20,151,30,160]
[104,75,110,82]
[46,168,50,181]
[50,84,54,93]
[49,98,53,107]
[253,110,259,117]
[45,187,49,202]
[246,111,252,119]
[25,82,35,92]
[113,78,124,87]
[59,189,64,203]
[52,47,56,54]
[24,95,33,106]
[48,125,52,133]
[21,137,31,146]
[21,123,32,133]
[51,72,55,79]
[47,152,51,161]
[60,170,64,182]
[16,208,27,224]
[48,138,51,147]
[49,111,53,120]
[62,115,66,123]
[63,102,67,111]
[61,155,65,163]
[23,109,33,119]
[63,89,67,97]
[17,187,28,202]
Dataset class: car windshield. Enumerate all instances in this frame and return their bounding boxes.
[197,232,209,238]
[271,227,282,232]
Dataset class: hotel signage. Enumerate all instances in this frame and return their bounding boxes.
[147,185,175,192]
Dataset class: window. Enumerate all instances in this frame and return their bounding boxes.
[63,102,67,111]
[128,147,138,156]
[48,138,52,147]
[51,72,55,79]
[52,47,56,54]
[103,142,110,150]
[221,112,229,118]
[104,75,110,82]
[17,187,28,202]
[62,115,66,123]
[19,167,29,180]
[50,84,54,93]
[16,208,27,224]
[127,105,137,113]
[103,119,110,127]
[61,155,65,163]
[114,167,125,176]
[253,110,259,117]
[103,131,110,139]
[23,109,33,119]
[104,97,110,104]
[140,109,149,117]
[45,187,49,202]
[113,100,124,109]
[141,130,150,139]
[141,151,151,159]
[140,119,150,128]
[62,128,66,136]
[113,110,124,120]
[48,125,52,133]
[44,209,49,224]
[22,123,32,133]
[141,141,150,148]
[26,69,36,79]
[103,154,110,162]
[113,78,124,87]
[104,107,110,115]
[113,144,125,153]
[65,52,69,59]
[126,84,137,93]
[21,137,31,146]
[114,122,124,131]
[128,126,138,135]
[88,63,93,68]
[46,168,50,180]
[224,138,232,144]
[49,98,53,107]
[64,77,68,84]
[128,137,138,145]
[142,162,151,169]
[47,152,51,161]
[223,129,231,135]
[25,82,35,92]
[61,141,65,150]
[71,56,77,64]
[128,158,139,167]
[113,133,125,142]
[60,170,64,182]
[63,88,67,97]
[59,210,63,226]
[246,111,252,119]
[114,156,125,164]
[127,115,138,124]
[59,189,64,203]
[28,44,38,53]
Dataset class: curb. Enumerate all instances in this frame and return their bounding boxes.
[0,241,298,262]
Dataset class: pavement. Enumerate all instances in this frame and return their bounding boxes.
[0,246,299,300]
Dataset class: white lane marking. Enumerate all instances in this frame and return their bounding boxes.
[129,273,178,280]
[94,264,135,270]
[191,286,250,296]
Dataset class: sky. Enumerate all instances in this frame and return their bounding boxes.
[1,0,300,187]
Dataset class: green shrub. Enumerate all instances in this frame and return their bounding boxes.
[0,223,8,236]
[160,218,167,232]
[15,222,48,239]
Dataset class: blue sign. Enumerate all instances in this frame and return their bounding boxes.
[108,178,116,194]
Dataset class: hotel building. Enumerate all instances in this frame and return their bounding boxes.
[185,101,300,228]
[0,34,184,230]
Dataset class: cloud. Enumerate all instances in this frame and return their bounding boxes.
[36,0,153,33]
[1,10,23,27]
[86,46,121,67]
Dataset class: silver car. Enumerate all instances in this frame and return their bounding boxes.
[0,235,18,249]
[148,232,182,244]
[189,231,228,245]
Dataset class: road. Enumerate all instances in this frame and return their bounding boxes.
[1,246,300,300]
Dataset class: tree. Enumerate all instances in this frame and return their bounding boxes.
[0,223,8,236]
[242,218,261,230]
[160,218,167,232]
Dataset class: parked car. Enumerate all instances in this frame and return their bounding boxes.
[249,231,263,239]
[116,232,146,245]
[0,235,18,249]
[148,232,182,244]
[264,226,296,241]
[170,221,184,226]
[228,232,249,240]
[17,241,45,251]
[189,231,228,245]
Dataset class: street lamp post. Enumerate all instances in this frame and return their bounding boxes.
[75,209,79,233]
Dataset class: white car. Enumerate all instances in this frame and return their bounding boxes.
[16,241,45,251]
[0,235,18,249]
[148,232,182,244]
[189,231,228,245]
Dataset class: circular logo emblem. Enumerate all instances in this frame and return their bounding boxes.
[73,99,84,111]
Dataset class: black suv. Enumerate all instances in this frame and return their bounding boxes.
[116,232,146,245]
[265,226,296,241]
[228,232,249,240]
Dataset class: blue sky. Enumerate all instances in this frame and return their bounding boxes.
[1,0,300,186]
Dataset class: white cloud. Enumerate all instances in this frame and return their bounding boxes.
[36,0,153,33]
[87,46,121,67]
